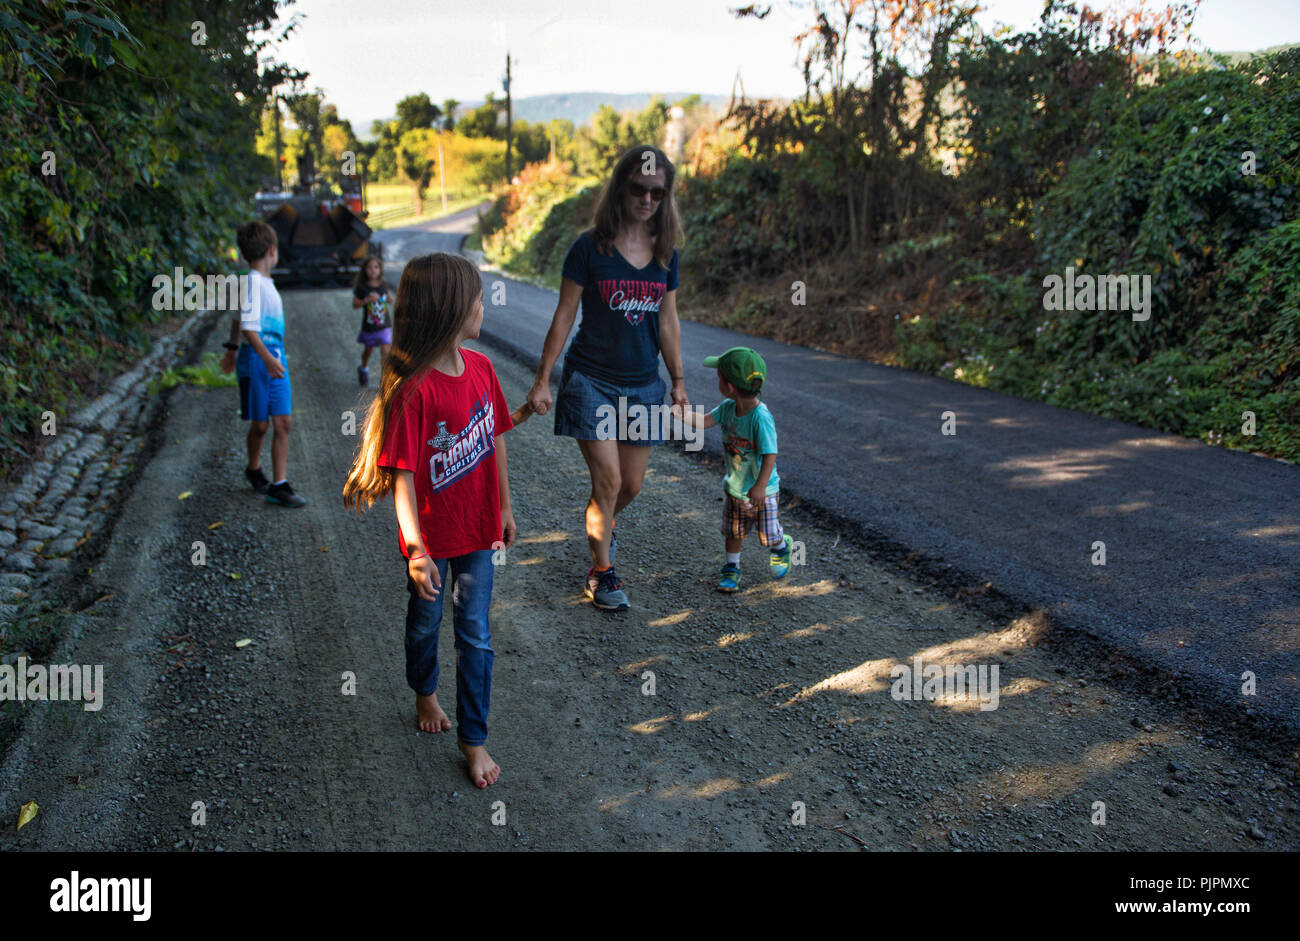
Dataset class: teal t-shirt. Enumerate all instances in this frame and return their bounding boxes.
[709,399,779,499]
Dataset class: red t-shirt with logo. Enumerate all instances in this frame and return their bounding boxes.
[378,348,514,559]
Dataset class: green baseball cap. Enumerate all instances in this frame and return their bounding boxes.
[703,346,767,393]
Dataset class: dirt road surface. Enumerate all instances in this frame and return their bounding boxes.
[0,212,1294,851]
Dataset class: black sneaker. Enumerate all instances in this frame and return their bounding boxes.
[266,481,307,508]
[245,466,270,493]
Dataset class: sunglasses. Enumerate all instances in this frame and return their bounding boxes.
[625,181,667,202]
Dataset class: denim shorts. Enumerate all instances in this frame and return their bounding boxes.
[553,364,667,446]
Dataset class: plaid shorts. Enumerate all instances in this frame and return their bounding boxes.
[722,493,784,547]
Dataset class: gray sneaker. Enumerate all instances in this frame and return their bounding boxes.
[584,566,629,611]
[266,481,307,508]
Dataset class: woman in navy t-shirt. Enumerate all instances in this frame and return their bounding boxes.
[526,144,689,612]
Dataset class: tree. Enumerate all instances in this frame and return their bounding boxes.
[397,128,437,215]
[396,92,441,133]
[457,94,505,139]
[441,98,459,131]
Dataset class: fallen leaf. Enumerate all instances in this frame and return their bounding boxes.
[320,546,329,552]
[228,572,241,580]
[178,491,193,500]
[235,639,253,648]
[17,800,38,831]
[207,521,223,531]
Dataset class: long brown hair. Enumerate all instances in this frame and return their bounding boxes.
[342,252,483,512]
[589,144,681,270]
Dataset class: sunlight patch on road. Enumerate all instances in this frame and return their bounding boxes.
[716,631,753,647]
[785,622,835,640]
[657,777,743,801]
[1083,500,1152,517]
[622,653,669,673]
[628,714,674,734]
[1236,523,1300,543]
[684,706,722,722]
[756,770,793,789]
[977,732,1174,802]
[784,658,896,705]
[516,530,571,545]
[649,610,692,627]
[991,448,1125,486]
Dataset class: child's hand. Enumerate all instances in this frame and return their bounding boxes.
[747,483,767,507]
[408,554,440,601]
[219,349,236,374]
[510,400,534,426]
[263,353,286,379]
[500,508,517,550]
[366,292,380,304]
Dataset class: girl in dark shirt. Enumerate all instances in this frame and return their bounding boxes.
[352,254,393,387]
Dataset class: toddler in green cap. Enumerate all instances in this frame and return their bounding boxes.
[675,346,794,592]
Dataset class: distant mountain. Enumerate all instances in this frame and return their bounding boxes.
[356,91,737,139]
[476,91,736,127]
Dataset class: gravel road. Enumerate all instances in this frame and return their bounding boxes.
[0,216,1294,849]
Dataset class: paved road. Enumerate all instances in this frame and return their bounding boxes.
[373,208,1300,735]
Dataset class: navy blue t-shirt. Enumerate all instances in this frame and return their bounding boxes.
[561,231,679,386]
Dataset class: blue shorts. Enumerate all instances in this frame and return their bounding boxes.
[237,344,292,422]
[553,363,667,446]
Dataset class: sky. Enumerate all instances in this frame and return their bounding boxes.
[267,0,1300,134]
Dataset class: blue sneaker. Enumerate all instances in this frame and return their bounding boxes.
[585,566,629,611]
[770,535,793,578]
[717,563,741,593]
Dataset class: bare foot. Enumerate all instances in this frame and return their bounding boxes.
[416,693,451,733]
[458,741,501,788]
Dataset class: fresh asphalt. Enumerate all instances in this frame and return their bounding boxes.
[373,206,1300,736]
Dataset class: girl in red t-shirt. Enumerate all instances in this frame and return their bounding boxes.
[343,252,515,789]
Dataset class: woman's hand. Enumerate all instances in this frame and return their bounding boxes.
[219,349,237,374]
[671,378,689,414]
[408,553,441,601]
[527,380,552,416]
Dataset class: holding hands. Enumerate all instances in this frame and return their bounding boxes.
[526,379,552,417]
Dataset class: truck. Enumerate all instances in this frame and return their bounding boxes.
[253,148,381,287]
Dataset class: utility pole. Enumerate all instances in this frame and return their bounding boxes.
[503,52,513,182]
[272,94,283,191]
[438,140,448,214]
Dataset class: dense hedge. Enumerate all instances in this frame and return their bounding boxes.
[478,44,1298,459]
[0,1,285,477]
[480,161,600,288]
[899,49,1300,459]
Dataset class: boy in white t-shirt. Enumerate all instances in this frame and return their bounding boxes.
[232,221,305,507]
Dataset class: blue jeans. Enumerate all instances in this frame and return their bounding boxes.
[404,550,495,746]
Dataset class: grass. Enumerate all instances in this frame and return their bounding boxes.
[363,183,492,231]
[147,351,238,395]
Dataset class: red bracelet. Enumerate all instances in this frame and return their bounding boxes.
[408,550,428,561]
